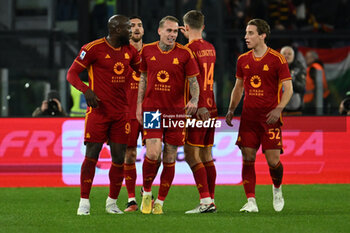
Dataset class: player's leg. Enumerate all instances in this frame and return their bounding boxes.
[141,138,162,214]
[184,144,213,214]
[124,119,141,211]
[105,142,127,214]
[124,146,138,211]
[200,146,216,205]
[236,119,260,212]
[265,149,284,212]
[77,142,103,215]
[239,146,259,212]
[262,122,284,212]
[152,142,177,214]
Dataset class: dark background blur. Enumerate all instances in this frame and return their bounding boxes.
[0,0,349,117]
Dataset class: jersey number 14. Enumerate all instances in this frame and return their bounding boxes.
[203,62,214,91]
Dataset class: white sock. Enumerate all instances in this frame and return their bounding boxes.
[154,199,164,206]
[106,196,117,204]
[128,197,136,202]
[200,197,212,205]
[143,191,152,196]
[79,198,90,205]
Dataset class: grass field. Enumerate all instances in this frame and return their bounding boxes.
[1,184,349,233]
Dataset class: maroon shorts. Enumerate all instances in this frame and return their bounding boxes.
[143,127,185,146]
[185,119,216,147]
[127,118,143,147]
[236,118,283,153]
[84,110,130,144]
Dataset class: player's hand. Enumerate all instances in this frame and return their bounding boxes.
[185,98,198,116]
[196,107,210,121]
[266,108,282,124]
[179,26,189,39]
[225,110,234,127]
[84,89,100,108]
[136,104,143,125]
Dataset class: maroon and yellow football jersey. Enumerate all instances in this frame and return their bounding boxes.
[126,46,142,119]
[73,38,140,115]
[140,42,199,114]
[236,48,291,121]
[186,39,217,118]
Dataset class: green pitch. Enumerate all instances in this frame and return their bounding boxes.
[1,184,349,233]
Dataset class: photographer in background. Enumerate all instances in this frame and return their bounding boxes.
[32,90,67,117]
[339,91,350,116]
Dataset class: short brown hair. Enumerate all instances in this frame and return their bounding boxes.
[159,15,179,28]
[247,18,270,43]
[183,10,204,30]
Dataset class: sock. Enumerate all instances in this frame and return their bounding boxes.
[80,157,97,199]
[200,197,212,205]
[108,162,124,199]
[157,162,175,201]
[269,161,283,188]
[128,197,136,203]
[242,160,256,198]
[191,163,210,199]
[106,196,116,205]
[142,157,159,192]
[124,163,137,198]
[154,199,164,206]
[203,160,217,200]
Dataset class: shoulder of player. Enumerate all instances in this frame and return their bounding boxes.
[175,42,193,55]
[268,48,287,64]
[139,41,158,53]
[237,50,252,61]
[82,38,105,51]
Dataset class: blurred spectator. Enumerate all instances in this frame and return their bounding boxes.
[56,0,78,21]
[32,90,67,117]
[339,91,350,115]
[335,0,350,30]
[303,50,330,115]
[224,0,248,29]
[268,0,297,30]
[69,82,88,117]
[281,46,306,115]
[91,0,116,39]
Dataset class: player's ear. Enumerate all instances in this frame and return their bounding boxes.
[260,33,266,40]
[158,27,161,35]
[202,25,205,31]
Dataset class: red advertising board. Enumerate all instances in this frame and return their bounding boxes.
[0,117,349,187]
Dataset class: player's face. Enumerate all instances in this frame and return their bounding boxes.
[118,19,132,41]
[130,18,144,43]
[158,20,178,46]
[244,25,265,49]
[281,48,294,64]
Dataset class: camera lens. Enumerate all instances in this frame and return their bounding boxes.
[47,99,59,115]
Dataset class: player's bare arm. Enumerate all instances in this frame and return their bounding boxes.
[84,89,100,108]
[185,76,199,115]
[266,79,293,124]
[136,72,147,124]
[225,78,244,126]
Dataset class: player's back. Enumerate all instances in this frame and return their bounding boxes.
[186,39,217,115]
